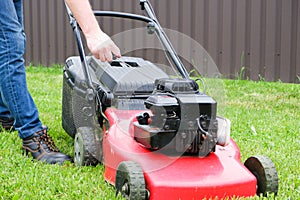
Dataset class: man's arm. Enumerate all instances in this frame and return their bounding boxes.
[65,0,121,62]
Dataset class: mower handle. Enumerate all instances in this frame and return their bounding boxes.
[93,11,153,23]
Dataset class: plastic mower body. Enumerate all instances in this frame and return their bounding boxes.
[103,107,257,199]
[62,1,278,199]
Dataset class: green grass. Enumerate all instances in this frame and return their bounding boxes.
[0,66,299,199]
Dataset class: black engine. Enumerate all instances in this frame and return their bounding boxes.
[134,78,218,156]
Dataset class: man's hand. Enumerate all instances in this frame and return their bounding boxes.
[87,31,121,62]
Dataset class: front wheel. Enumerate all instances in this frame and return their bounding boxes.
[244,155,278,197]
[115,161,146,200]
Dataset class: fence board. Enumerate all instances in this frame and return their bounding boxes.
[47,1,57,65]
[249,0,262,80]
[264,0,277,81]
[235,0,246,78]
[280,0,292,82]
[220,0,233,76]
[296,1,300,82]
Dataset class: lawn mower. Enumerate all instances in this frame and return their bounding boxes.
[62,0,278,199]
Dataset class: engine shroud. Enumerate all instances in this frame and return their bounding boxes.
[134,78,218,156]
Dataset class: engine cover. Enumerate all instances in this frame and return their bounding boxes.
[134,78,218,156]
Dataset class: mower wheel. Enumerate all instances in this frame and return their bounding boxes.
[115,161,147,200]
[74,126,102,166]
[244,155,278,197]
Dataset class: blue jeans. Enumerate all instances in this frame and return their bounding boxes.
[0,0,43,139]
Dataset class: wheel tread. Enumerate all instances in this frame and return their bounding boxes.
[245,155,278,196]
[115,161,146,200]
[74,126,102,166]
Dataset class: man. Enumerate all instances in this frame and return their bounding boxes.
[0,0,120,164]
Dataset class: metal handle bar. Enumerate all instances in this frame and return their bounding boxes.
[93,11,153,23]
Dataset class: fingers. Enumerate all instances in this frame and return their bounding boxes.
[111,45,121,58]
[89,38,121,62]
[107,44,121,62]
[96,44,121,62]
[96,45,120,62]
[98,51,106,62]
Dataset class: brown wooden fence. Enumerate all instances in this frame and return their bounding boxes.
[24,0,300,83]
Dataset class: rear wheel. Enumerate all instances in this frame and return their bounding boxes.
[74,126,102,166]
[115,161,146,200]
[244,155,278,197]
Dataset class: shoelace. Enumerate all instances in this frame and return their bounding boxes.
[37,130,60,152]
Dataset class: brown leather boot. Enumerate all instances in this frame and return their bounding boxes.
[0,117,14,131]
[22,128,73,164]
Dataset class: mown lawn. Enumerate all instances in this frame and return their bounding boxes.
[0,66,299,199]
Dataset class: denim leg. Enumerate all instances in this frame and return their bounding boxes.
[0,94,13,120]
[0,0,43,139]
